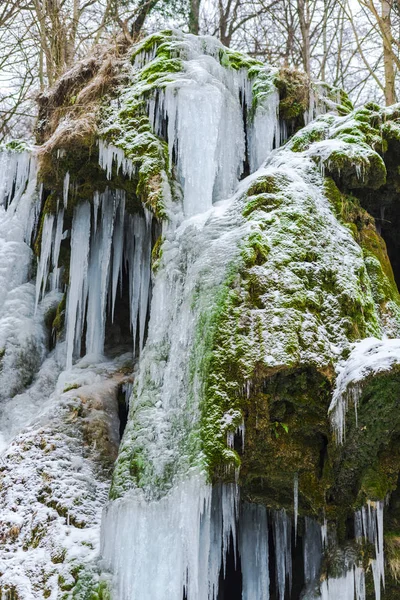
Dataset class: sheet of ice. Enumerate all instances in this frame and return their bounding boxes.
[273,509,292,600]
[101,480,239,600]
[239,502,269,600]
[320,568,361,600]
[248,89,279,172]
[303,517,322,587]
[149,46,278,217]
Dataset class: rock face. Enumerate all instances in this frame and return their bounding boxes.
[1,29,400,600]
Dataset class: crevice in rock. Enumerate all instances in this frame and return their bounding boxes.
[217,532,242,600]
[117,387,129,440]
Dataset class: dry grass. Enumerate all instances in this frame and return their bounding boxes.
[36,33,131,160]
[386,535,400,581]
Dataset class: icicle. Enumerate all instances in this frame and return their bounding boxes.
[294,473,298,542]
[98,140,134,180]
[35,214,55,310]
[248,90,280,172]
[93,190,100,233]
[122,382,133,407]
[273,509,292,600]
[65,202,91,369]
[303,517,322,587]
[239,503,269,600]
[63,172,70,208]
[51,209,64,291]
[321,517,328,549]
[85,189,116,358]
[321,568,359,600]
[110,194,125,322]
[138,211,152,352]
[101,480,240,600]
[0,150,32,209]
[355,500,385,600]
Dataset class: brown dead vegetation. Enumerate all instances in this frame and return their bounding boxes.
[36,33,132,158]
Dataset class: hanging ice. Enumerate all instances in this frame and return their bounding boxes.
[35,213,55,309]
[303,517,322,587]
[85,191,117,357]
[329,338,400,443]
[273,509,292,600]
[248,89,280,172]
[320,567,365,600]
[148,40,279,217]
[98,140,134,180]
[65,202,91,369]
[101,481,239,600]
[239,502,269,600]
[355,501,385,600]
[51,208,64,291]
[64,188,152,369]
[63,172,70,208]
[294,473,299,541]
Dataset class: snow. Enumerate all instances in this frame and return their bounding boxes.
[329,337,400,443]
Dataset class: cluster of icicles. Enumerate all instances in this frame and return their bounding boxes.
[0,148,152,374]
[102,477,385,600]
[35,178,152,369]
[0,32,391,600]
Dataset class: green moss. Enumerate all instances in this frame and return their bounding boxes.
[242,193,283,217]
[324,178,400,333]
[52,294,67,338]
[290,122,328,152]
[2,139,31,153]
[130,30,174,62]
[330,367,400,512]
[63,383,81,393]
[219,48,261,72]
[274,68,309,122]
[151,235,164,272]
[139,57,182,84]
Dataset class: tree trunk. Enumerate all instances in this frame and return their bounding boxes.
[297,0,311,77]
[189,0,201,35]
[131,0,160,37]
[381,0,396,105]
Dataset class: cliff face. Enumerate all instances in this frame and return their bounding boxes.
[1,29,400,600]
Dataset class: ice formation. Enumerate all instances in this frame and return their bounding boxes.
[273,509,292,600]
[101,33,280,218]
[101,481,239,600]
[355,501,385,600]
[294,473,299,541]
[2,30,400,600]
[329,338,400,443]
[33,187,153,369]
[320,567,366,600]
[239,503,269,600]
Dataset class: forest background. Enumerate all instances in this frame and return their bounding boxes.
[0,0,400,141]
